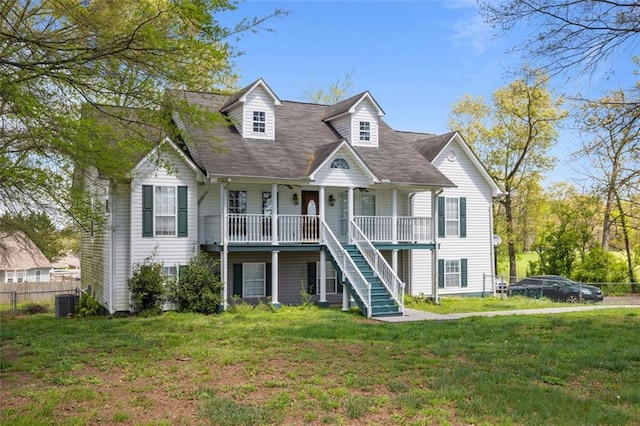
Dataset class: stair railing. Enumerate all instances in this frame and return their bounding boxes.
[350,221,405,314]
[321,220,372,317]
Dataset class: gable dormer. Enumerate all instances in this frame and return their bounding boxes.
[323,92,385,148]
[220,78,281,141]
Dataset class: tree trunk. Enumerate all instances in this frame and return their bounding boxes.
[615,193,638,293]
[504,194,518,283]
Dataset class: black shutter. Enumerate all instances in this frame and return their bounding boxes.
[265,263,272,297]
[437,196,445,238]
[459,197,467,238]
[142,185,153,237]
[232,264,243,297]
[307,262,317,294]
[461,259,468,288]
[438,259,445,288]
[337,270,344,293]
[177,186,188,237]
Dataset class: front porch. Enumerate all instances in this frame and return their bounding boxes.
[202,214,433,247]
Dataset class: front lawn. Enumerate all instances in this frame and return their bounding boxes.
[1,307,639,425]
[406,295,560,314]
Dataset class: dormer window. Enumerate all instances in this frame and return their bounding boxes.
[253,111,266,133]
[330,158,350,169]
[359,121,371,141]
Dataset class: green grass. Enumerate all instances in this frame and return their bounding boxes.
[1,307,639,425]
[406,294,561,314]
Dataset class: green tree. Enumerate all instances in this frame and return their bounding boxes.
[1,0,284,250]
[449,69,566,282]
[301,69,355,104]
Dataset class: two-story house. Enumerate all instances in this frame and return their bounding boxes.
[81,78,501,317]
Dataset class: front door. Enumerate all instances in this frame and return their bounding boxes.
[302,191,319,241]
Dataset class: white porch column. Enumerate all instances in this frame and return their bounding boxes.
[220,183,228,309]
[392,249,399,276]
[342,282,349,311]
[431,189,440,303]
[347,187,354,244]
[391,188,398,244]
[271,250,280,307]
[271,184,278,245]
[319,250,327,306]
[319,186,325,243]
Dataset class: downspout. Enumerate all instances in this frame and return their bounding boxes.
[109,188,115,314]
[221,179,231,310]
[431,189,444,304]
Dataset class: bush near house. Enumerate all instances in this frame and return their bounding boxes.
[168,254,222,314]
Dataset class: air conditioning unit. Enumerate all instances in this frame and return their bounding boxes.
[55,294,79,318]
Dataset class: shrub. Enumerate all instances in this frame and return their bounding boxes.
[169,253,222,314]
[76,293,102,317]
[19,303,49,315]
[572,246,628,284]
[128,254,166,316]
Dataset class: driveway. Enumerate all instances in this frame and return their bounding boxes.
[376,296,640,323]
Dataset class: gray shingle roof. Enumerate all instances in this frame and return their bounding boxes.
[413,131,457,162]
[171,90,455,187]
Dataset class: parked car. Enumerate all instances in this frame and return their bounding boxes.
[508,275,603,303]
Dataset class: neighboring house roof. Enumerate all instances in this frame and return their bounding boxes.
[0,232,52,271]
[51,253,80,270]
[172,89,455,188]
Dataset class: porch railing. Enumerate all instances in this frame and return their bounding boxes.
[204,214,320,244]
[203,214,432,245]
[322,220,371,317]
[350,221,405,314]
[354,216,432,243]
[397,216,432,242]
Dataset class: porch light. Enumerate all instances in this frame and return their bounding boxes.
[293,193,299,205]
[328,194,335,206]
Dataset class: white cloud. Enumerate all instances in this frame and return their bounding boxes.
[451,13,493,53]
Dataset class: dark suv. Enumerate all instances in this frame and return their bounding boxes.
[508,275,603,303]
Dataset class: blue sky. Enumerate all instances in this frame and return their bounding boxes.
[220,0,637,185]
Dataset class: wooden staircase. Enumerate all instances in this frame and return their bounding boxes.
[341,245,402,317]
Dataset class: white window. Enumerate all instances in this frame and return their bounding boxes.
[17,271,24,283]
[243,263,266,298]
[162,266,178,284]
[316,262,338,294]
[445,198,459,236]
[253,111,266,133]
[445,260,461,288]
[358,194,376,216]
[35,270,41,282]
[228,190,247,214]
[330,158,350,169]
[7,271,14,283]
[359,121,371,141]
[155,186,176,236]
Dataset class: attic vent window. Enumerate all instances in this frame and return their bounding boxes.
[253,111,266,133]
[359,121,371,141]
[330,158,350,169]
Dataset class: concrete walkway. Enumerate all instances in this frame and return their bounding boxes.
[375,304,640,323]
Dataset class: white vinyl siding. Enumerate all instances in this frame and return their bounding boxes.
[312,148,375,188]
[242,87,275,140]
[351,102,378,147]
[130,149,199,301]
[411,138,495,296]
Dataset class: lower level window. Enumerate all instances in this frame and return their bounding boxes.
[162,266,178,284]
[7,271,14,283]
[35,270,41,282]
[17,271,24,283]
[445,260,460,288]
[316,262,337,294]
[243,263,266,298]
